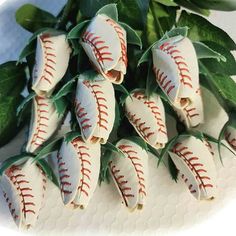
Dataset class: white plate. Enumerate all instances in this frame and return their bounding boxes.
[0,1,236,235]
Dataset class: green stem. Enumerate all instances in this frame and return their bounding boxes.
[56,0,75,29]
[150,0,164,38]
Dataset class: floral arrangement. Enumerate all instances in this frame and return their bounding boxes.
[0,0,236,230]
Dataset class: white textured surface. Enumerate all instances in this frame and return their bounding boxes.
[0,1,236,235]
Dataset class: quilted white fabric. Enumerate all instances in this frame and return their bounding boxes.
[0,1,236,235]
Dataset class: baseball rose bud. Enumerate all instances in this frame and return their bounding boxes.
[125,90,168,149]
[0,158,47,230]
[75,73,115,144]
[168,135,217,200]
[152,36,199,109]
[81,15,127,84]
[109,138,148,211]
[26,96,64,153]
[56,136,100,209]
[32,32,71,97]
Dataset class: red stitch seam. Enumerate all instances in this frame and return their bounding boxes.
[118,145,147,197]
[30,97,49,148]
[83,81,109,131]
[106,18,127,66]
[109,161,134,207]
[71,138,91,199]
[172,142,213,190]
[225,131,236,150]
[159,42,193,89]
[38,34,56,85]
[133,91,167,135]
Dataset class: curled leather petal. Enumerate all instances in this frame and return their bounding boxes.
[109,139,149,211]
[56,137,100,209]
[80,14,127,84]
[152,36,199,108]
[125,90,168,149]
[0,158,46,230]
[75,75,115,144]
[174,88,204,128]
[32,32,71,97]
[168,136,217,200]
[225,126,236,151]
[26,96,64,153]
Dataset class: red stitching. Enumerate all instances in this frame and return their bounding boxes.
[106,18,127,66]
[83,81,109,131]
[204,140,214,156]
[6,165,36,217]
[82,30,113,65]
[38,34,56,85]
[30,96,49,148]
[159,41,193,89]
[71,138,91,199]
[109,161,134,207]
[225,131,236,150]
[172,142,213,190]
[118,145,147,197]
[183,107,199,119]
[133,91,167,135]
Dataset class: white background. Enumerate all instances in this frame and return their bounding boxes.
[0,0,236,235]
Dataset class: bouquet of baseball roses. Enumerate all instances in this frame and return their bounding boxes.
[0,0,236,230]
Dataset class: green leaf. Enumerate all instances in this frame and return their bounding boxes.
[53,97,68,117]
[111,101,122,138]
[15,4,57,33]
[117,0,150,29]
[17,92,36,116]
[103,142,125,155]
[154,0,177,6]
[34,137,63,162]
[167,155,178,181]
[193,41,226,62]
[125,136,148,151]
[177,11,236,50]
[200,42,236,76]
[79,70,101,81]
[96,3,118,21]
[64,131,81,143]
[53,78,77,101]
[0,153,31,176]
[174,0,210,15]
[36,159,59,187]
[0,96,24,147]
[145,62,158,98]
[137,42,156,66]
[119,22,142,48]
[67,20,90,39]
[192,0,236,11]
[113,84,130,97]
[163,26,188,39]
[147,144,160,159]
[0,61,27,99]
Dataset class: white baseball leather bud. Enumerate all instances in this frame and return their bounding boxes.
[0,158,46,230]
[125,90,168,149]
[81,15,127,84]
[56,136,100,209]
[75,74,115,144]
[26,96,63,153]
[32,32,71,96]
[109,139,148,211]
[174,88,204,128]
[152,36,199,108]
[168,136,217,200]
[225,125,236,151]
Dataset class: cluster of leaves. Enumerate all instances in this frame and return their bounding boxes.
[0,0,236,182]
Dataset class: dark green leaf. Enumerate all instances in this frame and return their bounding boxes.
[17,92,36,116]
[192,0,236,11]
[145,62,158,98]
[67,20,90,39]
[154,0,177,6]
[0,153,31,176]
[0,96,24,147]
[163,26,188,39]
[53,78,77,101]
[53,97,68,117]
[113,84,130,97]
[178,11,236,50]
[96,3,118,21]
[103,142,126,155]
[137,42,156,66]
[34,137,63,161]
[79,70,100,81]
[125,136,148,151]
[119,22,142,48]
[167,155,178,181]
[193,41,226,62]
[64,131,81,143]
[15,4,57,32]
[37,159,59,187]
[147,144,160,159]
[0,61,27,99]
[110,101,122,140]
